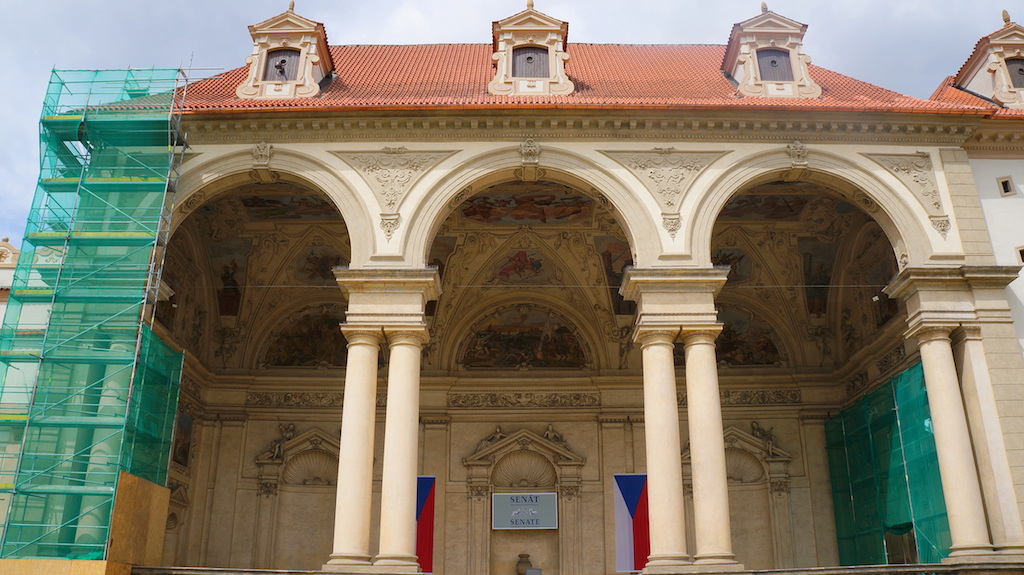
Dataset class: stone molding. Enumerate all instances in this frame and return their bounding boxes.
[180,114,978,146]
[446,392,600,408]
[865,152,949,237]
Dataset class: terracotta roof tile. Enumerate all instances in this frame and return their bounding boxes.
[929,74,1024,118]
[182,44,987,115]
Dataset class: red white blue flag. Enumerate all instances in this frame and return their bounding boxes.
[613,473,650,572]
[416,476,436,573]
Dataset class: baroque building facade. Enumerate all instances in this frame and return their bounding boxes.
[5,3,1024,575]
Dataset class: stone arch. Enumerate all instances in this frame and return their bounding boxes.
[687,146,936,268]
[173,147,374,265]
[406,145,659,267]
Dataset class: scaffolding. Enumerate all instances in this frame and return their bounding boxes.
[0,69,186,559]
[826,362,951,565]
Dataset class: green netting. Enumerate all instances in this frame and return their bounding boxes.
[825,361,951,565]
[0,68,184,559]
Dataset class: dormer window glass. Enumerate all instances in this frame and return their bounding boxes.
[513,47,549,77]
[264,49,300,82]
[1007,58,1024,88]
[757,49,793,82]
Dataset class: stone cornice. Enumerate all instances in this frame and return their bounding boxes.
[180,110,979,146]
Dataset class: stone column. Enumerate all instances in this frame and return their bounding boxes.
[637,329,691,570]
[953,327,1024,555]
[913,326,993,557]
[326,328,383,568]
[373,329,428,570]
[681,329,738,566]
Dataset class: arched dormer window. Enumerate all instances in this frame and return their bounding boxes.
[513,46,549,78]
[263,49,300,82]
[757,49,793,82]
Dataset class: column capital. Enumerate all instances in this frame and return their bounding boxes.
[385,327,429,347]
[634,328,679,347]
[340,327,385,346]
[907,324,954,344]
[679,325,723,346]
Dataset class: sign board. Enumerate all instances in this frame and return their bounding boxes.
[491,492,558,530]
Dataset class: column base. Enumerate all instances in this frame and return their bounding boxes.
[323,553,373,572]
[943,543,997,562]
[324,563,419,574]
[645,561,746,574]
[694,554,743,570]
[643,555,691,574]
[373,554,421,571]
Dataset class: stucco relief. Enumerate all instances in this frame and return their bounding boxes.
[865,153,947,233]
[676,389,801,406]
[602,149,727,212]
[246,391,388,408]
[332,147,452,212]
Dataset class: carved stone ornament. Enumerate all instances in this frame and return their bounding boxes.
[469,485,490,498]
[787,140,808,167]
[930,215,951,239]
[875,344,907,374]
[380,214,401,241]
[252,141,273,165]
[602,149,727,211]
[520,139,541,165]
[866,152,943,216]
[333,148,452,212]
[447,392,600,408]
[662,215,682,239]
[258,481,279,498]
[179,191,206,215]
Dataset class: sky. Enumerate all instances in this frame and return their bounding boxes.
[0,0,1014,244]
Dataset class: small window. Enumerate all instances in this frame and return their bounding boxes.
[1016,246,1024,264]
[263,49,300,82]
[999,176,1017,197]
[512,47,549,78]
[1008,58,1024,89]
[757,49,794,82]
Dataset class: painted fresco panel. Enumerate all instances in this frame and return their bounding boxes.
[460,182,592,225]
[208,236,251,317]
[461,306,587,368]
[491,250,552,283]
[712,248,752,283]
[798,237,838,317]
[262,306,348,367]
[718,195,810,221]
[594,236,634,315]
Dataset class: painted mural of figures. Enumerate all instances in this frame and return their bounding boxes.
[218,260,241,316]
[498,250,543,280]
[461,307,587,368]
[459,184,593,225]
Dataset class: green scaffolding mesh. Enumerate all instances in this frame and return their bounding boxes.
[0,69,185,559]
[826,361,951,565]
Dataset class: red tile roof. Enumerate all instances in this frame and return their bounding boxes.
[929,75,1024,118]
[183,44,989,115]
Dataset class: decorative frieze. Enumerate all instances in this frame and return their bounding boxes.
[875,344,907,374]
[677,389,802,406]
[246,391,388,408]
[447,392,600,408]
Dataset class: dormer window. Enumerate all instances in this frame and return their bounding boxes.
[1007,58,1024,88]
[264,49,300,82]
[488,3,574,96]
[952,12,1024,109]
[513,47,549,77]
[757,49,793,82]
[722,5,822,99]
[236,5,334,100]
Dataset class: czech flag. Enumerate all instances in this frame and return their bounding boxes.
[613,473,650,572]
[416,476,436,573]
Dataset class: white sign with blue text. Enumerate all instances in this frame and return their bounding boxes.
[491,492,558,530]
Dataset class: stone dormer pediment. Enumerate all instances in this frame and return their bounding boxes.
[488,2,574,96]
[954,13,1024,108]
[722,4,821,99]
[236,3,334,100]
